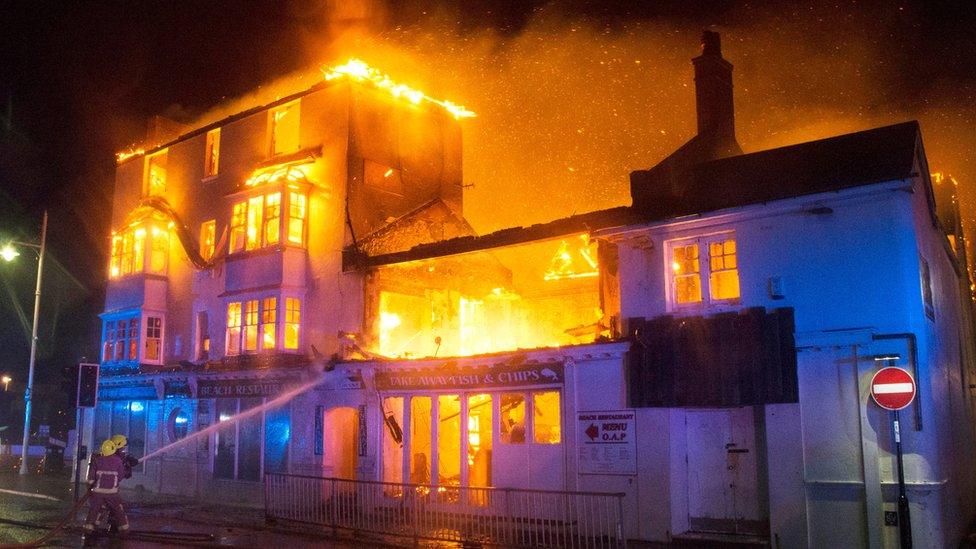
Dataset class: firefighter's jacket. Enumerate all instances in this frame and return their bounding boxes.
[87,453,127,494]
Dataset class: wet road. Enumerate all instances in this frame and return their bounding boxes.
[0,473,387,548]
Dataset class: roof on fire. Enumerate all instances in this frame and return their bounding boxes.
[346,121,927,270]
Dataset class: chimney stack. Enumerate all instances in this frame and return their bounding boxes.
[693,30,736,144]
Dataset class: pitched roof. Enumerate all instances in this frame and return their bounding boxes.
[630,121,922,218]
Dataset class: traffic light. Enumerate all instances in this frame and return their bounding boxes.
[77,363,99,408]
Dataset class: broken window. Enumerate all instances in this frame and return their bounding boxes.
[145,150,168,196]
[204,128,220,177]
[467,394,492,488]
[243,299,259,352]
[148,226,169,275]
[199,220,216,261]
[262,297,277,350]
[532,391,561,444]
[230,191,292,254]
[230,202,247,254]
[226,302,242,356]
[270,100,300,156]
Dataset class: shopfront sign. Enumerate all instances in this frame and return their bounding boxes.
[196,378,288,399]
[577,410,637,475]
[375,361,564,391]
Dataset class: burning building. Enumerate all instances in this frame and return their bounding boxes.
[88,33,976,547]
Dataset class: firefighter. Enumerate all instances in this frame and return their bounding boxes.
[83,439,130,535]
[110,433,140,478]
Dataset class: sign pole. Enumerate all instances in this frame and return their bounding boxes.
[73,407,85,502]
[893,408,911,548]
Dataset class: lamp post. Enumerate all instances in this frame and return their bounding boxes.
[1,375,10,391]
[2,211,47,475]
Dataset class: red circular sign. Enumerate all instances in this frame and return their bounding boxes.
[870,367,916,410]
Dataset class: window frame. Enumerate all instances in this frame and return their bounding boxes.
[225,295,287,355]
[204,128,221,178]
[144,149,168,196]
[100,311,164,366]
[227,190,306,256]
[109,223,169,279]
[199,219,216,261]
[211,397,291,482]
[665,231,741,311]
[269,100,301,157]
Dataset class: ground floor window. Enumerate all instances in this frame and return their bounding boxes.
[383,390,554,494]
[214,397,291,481]
[95,400,147,473]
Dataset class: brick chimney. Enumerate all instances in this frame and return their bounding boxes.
[692,31,736,146]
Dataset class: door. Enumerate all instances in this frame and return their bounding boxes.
[323,407,359,480]
[686,407,765,535]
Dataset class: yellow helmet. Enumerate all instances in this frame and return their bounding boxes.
[100,439,117,456]
[110,434,128,449]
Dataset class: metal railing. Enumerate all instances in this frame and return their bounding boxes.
[264,472,626,548]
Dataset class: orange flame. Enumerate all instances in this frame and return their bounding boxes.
[322,58,476,120]
[116,148,145,163]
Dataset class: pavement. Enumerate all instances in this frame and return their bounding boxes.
[0,472,388,548]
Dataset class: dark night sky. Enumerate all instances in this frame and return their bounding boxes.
[0,0,974,428]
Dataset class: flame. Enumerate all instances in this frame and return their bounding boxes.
[245,162,312,188]
[322,58,476,120]
[543,234,599,281]
[116,148,145,163]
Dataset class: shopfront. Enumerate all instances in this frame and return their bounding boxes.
[370,359,567,494]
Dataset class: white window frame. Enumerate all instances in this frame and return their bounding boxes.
[224,295,283,356]
[665,231,740,311]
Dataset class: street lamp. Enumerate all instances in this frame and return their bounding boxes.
[3,211,48,475]
[1,375,11,391]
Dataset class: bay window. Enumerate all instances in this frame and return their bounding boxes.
[109,223,170,279]
[229,191,303,254]
[667,233,740,307]
[100,313,163,366]
[226,296,296,355]
[269,100,300,156]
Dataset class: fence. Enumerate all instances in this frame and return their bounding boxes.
[264,473,626,548]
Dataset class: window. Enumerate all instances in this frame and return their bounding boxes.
[262,297,277,350]
[410,396,432,484]
[148,226,169,275]
[265,193,281,246]
[128,402,147,473]
[145,150,168,196]
[921,257,934,320]
[500,393,526,444]
[533,391,561,444]
[101,315,140,364]
[382,397,405,487]
[227,298,280,355]
[199,220,216,261]
[270,101,300,156]
[144,316,162,362]
[204,128,220,177]
[169,408,189,441]
[668,233,740,307]
[285,298,300,350]
[500,391,561,445]
[243,300,259,352]
[288,192,306,245]
[216,398,290,480]
[196,311,210,360]
[467,394,492,488]
[230,202,247,254]
[109,224,170,279]
[230,192,287,254]
[226,302,242,355]
[438,395,461,487]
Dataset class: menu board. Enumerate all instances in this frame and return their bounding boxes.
[577,410,637,475]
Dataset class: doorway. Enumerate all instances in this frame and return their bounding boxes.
[323,407,359,480]
[685,407,767,536]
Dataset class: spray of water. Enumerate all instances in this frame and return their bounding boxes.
[139,374,330,463]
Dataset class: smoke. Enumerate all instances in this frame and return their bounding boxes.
[144,1,976,234]
[278,1,976,233]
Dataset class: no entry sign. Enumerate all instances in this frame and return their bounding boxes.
[870,367,916,410]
